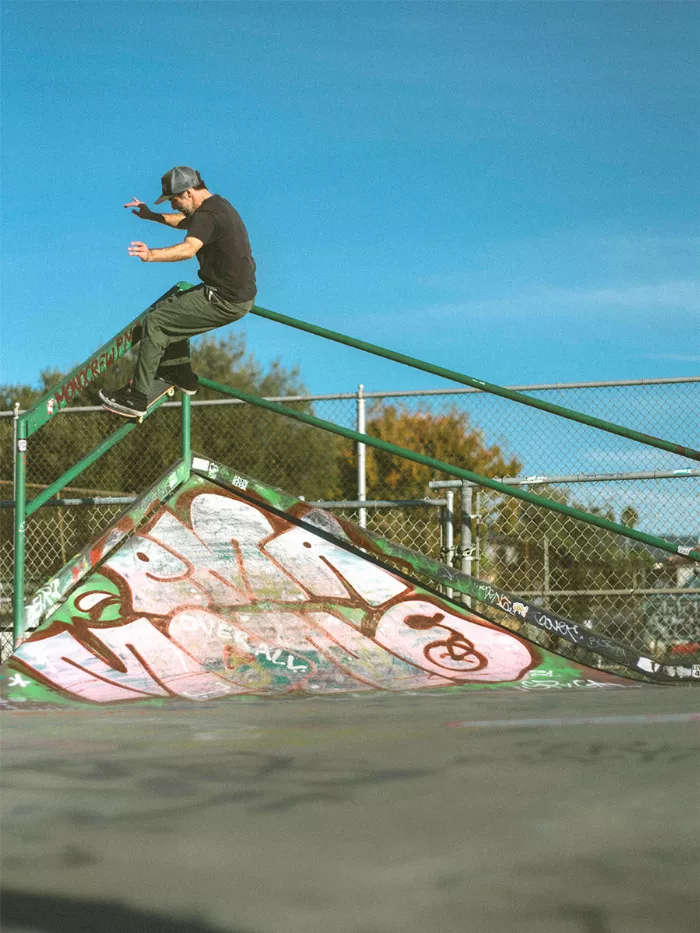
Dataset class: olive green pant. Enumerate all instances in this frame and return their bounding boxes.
[133,285,253,394]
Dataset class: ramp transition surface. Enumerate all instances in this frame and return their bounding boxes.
[1,462,641,707]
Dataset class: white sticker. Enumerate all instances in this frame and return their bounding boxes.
[637,657,657,673]
[9,673,30,688]
[47,398,56,415]
[677,546,693,557]
[192,457,210,472]
[17,439,27,453]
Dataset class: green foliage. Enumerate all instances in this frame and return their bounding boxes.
[0,331,339,502]
[188,335,339,498]
[0,370,65,411]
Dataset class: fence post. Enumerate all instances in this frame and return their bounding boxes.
[473,486,481,583]
[181,392,191,475]
[12,402,19,485]
[442,488,455,599]
[357,384,367,528]
[460,481,473,607]
[13,416,27,647]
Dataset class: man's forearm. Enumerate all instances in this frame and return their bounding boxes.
[148,242,198,262]
[151,212,188,229]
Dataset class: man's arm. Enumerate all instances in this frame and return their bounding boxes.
[128,237,204,263]
[124,198,189,229]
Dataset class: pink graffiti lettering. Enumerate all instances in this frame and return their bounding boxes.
[17,486,545,702]
[265,525,406,605]
[14,629,163,702]
[306,610,455,691]
[374,600,535,683]
[14,619,245,702]
[168,609,315,693]
[189,495,306,602]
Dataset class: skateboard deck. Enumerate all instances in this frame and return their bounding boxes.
[101,379,175,422]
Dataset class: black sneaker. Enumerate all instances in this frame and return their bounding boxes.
[155,363,199,396]
[99,384,148,417]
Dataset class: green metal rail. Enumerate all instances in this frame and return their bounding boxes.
[199,376,700,563]
[247,302,700,463]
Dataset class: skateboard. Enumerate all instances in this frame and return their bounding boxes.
[101,379,175,423]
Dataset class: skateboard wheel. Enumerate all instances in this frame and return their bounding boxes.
[167,387,175,397]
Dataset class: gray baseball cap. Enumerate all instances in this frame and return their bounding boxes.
[155,166,203,204]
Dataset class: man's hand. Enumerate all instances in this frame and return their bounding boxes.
[125,197,156,220]
[128,241,153,262]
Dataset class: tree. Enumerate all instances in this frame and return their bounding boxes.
[186,334,340,499]
[331,403,522,558]
[335,403,522,501]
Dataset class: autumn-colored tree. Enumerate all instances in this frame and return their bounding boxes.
[335,403,522,501]
[330,404,522,559]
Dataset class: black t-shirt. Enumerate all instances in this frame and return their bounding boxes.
[187,195,257,303]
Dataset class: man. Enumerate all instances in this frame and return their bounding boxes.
[99,166,256,417]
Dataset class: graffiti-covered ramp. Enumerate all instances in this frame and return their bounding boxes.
[2,460,636,706]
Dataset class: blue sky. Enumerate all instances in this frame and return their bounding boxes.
[1,1,698,398]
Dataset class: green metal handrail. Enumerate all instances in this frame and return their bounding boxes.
[199,376,700,562]
[248,303,700,463]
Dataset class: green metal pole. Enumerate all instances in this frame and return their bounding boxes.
[181,392,191,474]
[13,418,28,645]
[250,304,700,463]
[199,377,700,562]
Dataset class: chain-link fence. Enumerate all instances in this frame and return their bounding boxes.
[2,377,698,662]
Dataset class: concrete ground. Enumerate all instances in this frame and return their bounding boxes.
[1,684,699,933]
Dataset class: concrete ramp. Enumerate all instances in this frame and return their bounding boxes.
[1,461,638,706]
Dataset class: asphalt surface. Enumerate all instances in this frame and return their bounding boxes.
[2,684,699,933]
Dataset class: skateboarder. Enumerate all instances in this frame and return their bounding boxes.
[99,166,257,417]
